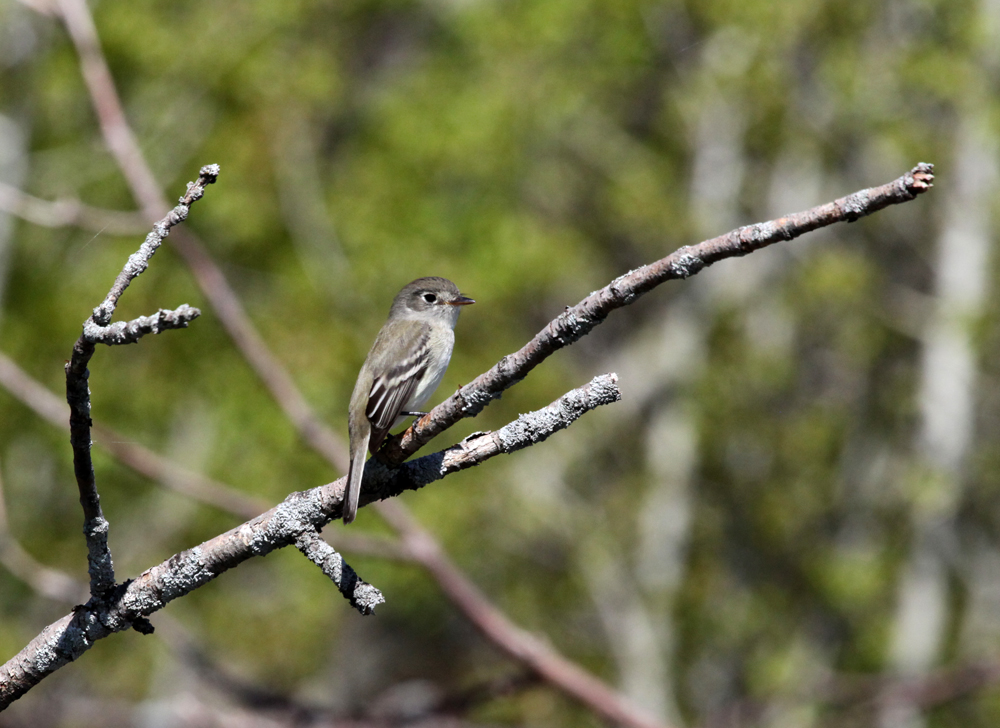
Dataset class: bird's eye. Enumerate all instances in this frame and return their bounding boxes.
[422,293,437,303]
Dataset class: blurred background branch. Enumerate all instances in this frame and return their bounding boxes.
[0,181,145,234]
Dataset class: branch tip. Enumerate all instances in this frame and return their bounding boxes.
[199,163,220,181]
[909,162,935,192]
[84,305,202,346]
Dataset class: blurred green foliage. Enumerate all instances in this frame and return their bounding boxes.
[1,0,999,725]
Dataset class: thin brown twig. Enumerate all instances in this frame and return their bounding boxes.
[0,350,414,543]
[54,0,165,219]
[0,348,263,517]
[170,227,352,471]
[378,500,665,728]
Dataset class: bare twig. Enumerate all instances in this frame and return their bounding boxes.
[0,352,70,427]
[87,167,217,326]
[65,165,217,599]
[0,182,147,235]
[0,375,620,710]
[384,164,936,464]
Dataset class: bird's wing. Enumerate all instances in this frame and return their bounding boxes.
[366,324,430,453]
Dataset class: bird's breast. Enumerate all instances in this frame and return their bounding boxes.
[406,328,455,413]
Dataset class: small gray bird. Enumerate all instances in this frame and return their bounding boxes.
[344,277,474,524]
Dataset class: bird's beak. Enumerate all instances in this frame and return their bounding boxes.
[448,295,475,306]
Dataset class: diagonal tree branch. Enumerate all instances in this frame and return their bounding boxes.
[168,227,353,470]
[0,350,267,520]
[384,163,935,464]
[378,499,665,728]
[54,0,165,219]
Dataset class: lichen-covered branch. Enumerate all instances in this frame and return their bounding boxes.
[358,373,622,509]
[385,164,936,463]
[0,374,619,711]
[83,305,201,346]
[89,167,218,326]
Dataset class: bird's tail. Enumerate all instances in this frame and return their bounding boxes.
[344,430,370,524]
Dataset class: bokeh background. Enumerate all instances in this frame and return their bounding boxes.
[1,0,999,726]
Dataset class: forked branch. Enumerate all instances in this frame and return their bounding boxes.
[65,165,216,599]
